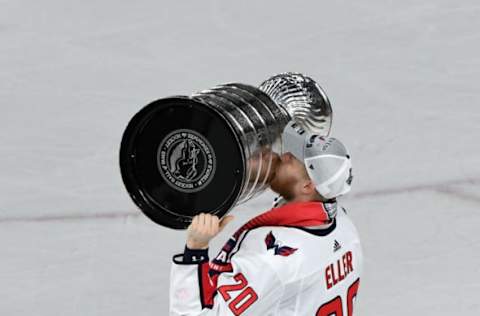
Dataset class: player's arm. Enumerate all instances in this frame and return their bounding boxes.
[169,214,284,316]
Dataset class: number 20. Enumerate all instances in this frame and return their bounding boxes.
[218,273,258,315]
[316,278,360,316]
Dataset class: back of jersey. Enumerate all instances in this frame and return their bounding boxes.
[274,209,363,315]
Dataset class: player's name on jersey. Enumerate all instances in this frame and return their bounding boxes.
[325,250,354,290]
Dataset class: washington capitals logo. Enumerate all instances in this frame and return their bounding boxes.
[265,231,298,257]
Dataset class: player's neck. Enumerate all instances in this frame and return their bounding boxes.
[286,194,325,204]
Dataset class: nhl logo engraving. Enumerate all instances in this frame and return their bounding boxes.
[157,129,216,193]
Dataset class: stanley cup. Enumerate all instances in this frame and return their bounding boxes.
[120,73,333,229]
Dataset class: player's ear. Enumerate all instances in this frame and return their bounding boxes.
[301,179,316,195]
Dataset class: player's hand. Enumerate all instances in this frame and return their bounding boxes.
[186,213,235,250]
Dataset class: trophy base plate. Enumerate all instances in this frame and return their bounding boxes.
[120,97,245,229]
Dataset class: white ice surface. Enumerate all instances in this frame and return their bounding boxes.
[1,1,480,315]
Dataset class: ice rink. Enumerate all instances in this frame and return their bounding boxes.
[1,1,480,315]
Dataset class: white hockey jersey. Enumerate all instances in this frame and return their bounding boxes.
[170,200,363,316]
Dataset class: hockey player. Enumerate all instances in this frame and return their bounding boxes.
[169,122,363,315]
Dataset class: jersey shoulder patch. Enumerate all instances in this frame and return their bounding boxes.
[264,231,299,257]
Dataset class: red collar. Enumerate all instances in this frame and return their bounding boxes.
[232,201,330,239]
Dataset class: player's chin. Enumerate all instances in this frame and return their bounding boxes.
[269,175,285,195]
[265,167,277,185]
[266,163,280,186]
[270,183,293,200]
[268,175,280,192]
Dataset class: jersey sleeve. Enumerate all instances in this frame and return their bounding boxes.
[169,243,285,316]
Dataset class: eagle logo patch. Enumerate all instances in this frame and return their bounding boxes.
[265,231,298,257]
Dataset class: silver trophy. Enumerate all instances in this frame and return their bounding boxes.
[120,72,332,229]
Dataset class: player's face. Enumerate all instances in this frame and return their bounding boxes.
[269,152,309,200]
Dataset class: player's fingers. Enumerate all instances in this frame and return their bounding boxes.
[188,215,197,230]
[202,214,209,233]
[219,215,235,232]
[199,213,206,228]
[206,215,217,234]
[208,215,217,234]
[202,213,210,234]
[211,216,220,233]
[196,214,203,226]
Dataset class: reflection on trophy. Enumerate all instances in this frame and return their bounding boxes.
[247,148,281,188]
[120,73,332,229]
